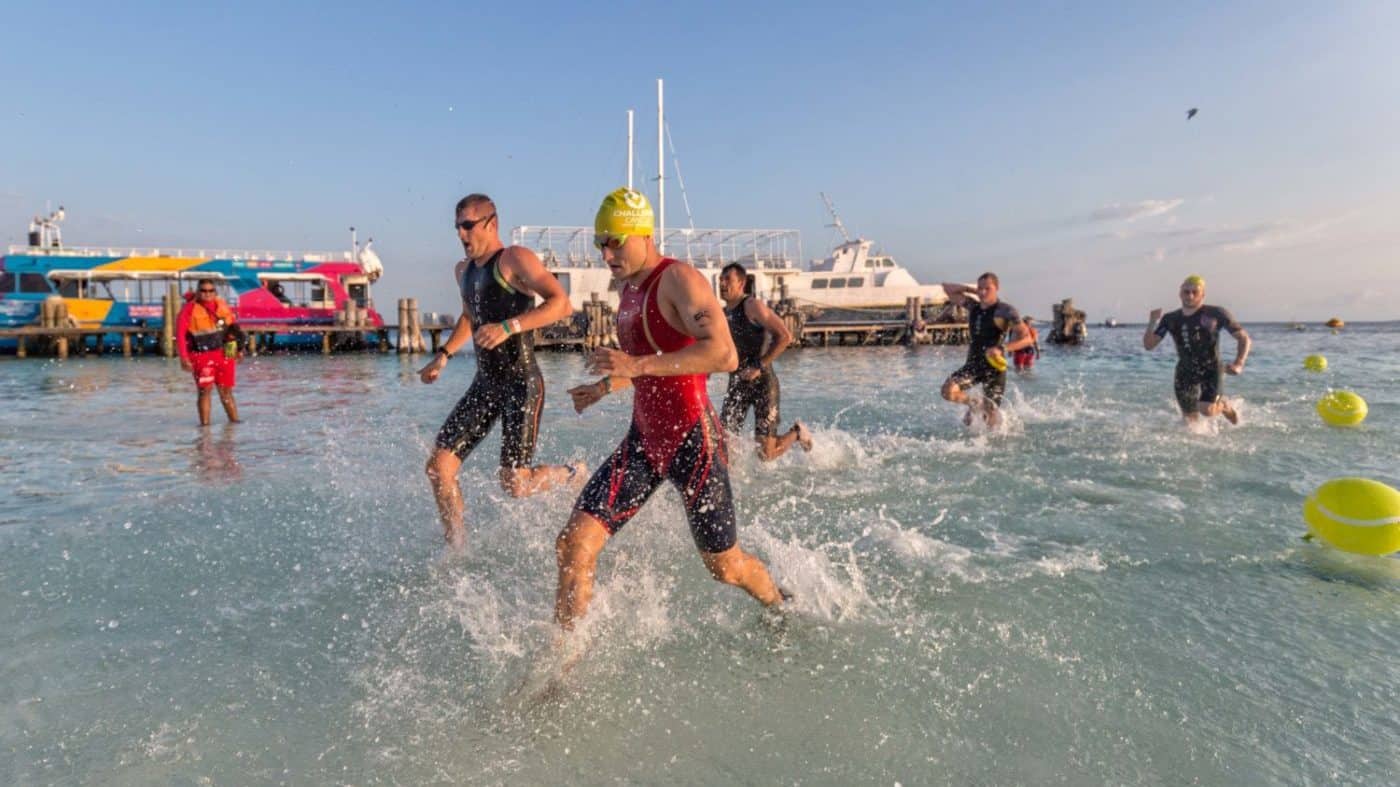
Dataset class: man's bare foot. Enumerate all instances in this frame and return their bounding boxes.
[1222,402,1239,425]
[794,421,813,452]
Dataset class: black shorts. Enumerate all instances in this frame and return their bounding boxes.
[1174,363,1223,414]
[721,370,781,439]
[946,359,1007,406]
[434,366,544,468]
[573,414,737,553]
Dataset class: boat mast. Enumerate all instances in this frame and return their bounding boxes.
[821,192,852,243]
[626,109,634,190]
[657,78,665,254]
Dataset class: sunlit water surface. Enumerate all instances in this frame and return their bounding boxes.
[2,324,1397,784]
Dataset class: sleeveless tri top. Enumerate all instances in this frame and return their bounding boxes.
[460,248,536,373]
[724,296,767,371]
[616,258,712,468]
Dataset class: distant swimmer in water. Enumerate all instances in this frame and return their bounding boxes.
[1143,274,1251,426]
[940,273,1033,427]
[718,262,812,461]
[419,193,585,553]
[558,188,786,632]
[1012,315,1041,373]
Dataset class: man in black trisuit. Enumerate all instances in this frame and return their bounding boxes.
[418,193,584,552]
[1143,274,1250,425]
[940,272,1033,427]
[718,263,812,460]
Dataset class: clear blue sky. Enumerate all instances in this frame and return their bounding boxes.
[4,1,1396,320]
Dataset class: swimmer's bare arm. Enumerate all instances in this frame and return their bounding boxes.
[474,247,573,351]
[1226,325,1250,374]
[742,296,791,379]
[419,259,474,384]
[1143,308,1164,350]
[1001,321,1031,354]
[586,264,738,379]
[568,375,632,413]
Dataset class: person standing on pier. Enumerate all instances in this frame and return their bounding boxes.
[558,188,787,632]
[940,273,1032,427]
[419,193,583,553]
[176,278,241,426]
[718,262,812,460]
[1142,275,1249,426]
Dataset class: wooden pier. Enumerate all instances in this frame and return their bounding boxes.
[2,295,972,359]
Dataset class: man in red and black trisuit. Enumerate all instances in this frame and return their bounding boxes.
[557,188,787,631]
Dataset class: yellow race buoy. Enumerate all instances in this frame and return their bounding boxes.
[1317,390,1367,427]
[1303,354,1327,372]
[1303,478,1400,555]
[986,350,1008,372]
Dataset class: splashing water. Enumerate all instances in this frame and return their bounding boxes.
[2,324,1397,783]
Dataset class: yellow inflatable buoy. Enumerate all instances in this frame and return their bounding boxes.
[1303,478,1400,555]
[1325,317,1345,329]
[986,350,1008,372]
[1303,354,1327,372]
[1317,390,1367,427]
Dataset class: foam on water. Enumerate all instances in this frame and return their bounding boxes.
[2,325,1398,783]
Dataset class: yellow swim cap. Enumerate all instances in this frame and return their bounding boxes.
[1183,274,1205,289]
[594,188,654,239]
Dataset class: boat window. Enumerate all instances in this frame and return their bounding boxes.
[847,277,864,287]
[829,278,847,289]
[0,273,14,293]
[347,282,369,308]
[311,282,328,305]
[883,259,895,267]
[58,278,81,297]
[811,278,828,289]
[19,273,53,294]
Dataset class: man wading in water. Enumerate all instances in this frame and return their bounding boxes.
[419,193,585,553]
[557,188,787,634]
[1143,274,1250,426]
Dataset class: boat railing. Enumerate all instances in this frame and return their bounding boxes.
[512,225,802,272]
[7,244,352,262]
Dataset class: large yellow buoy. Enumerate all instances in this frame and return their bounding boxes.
[1303,478,1400,555]
[1317,390,1367,427]
[1303,354,1327,372]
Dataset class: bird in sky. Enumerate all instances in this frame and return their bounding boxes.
[1187,108,1198,120]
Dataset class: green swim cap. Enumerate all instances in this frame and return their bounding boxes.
[1183,274,1205,289]
[594,188,654,238]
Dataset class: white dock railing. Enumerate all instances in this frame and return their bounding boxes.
[6,245,351,262]
[510,226,802,271]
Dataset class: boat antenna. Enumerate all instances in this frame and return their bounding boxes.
[656,78,665,253]
[820,192,852,243]
[626,109,635,190]
[664,121,696,234]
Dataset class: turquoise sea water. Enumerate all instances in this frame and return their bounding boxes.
[2,324,1397,784]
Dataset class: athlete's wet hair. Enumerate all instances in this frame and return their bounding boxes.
[977,272,999,287]
[196,278,217,289]
[455,193,496,218]
[721,263,755,295]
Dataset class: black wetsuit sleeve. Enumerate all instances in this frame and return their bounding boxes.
[1153,315,1173,338]
[1215,306,1242,334]
[996,302,1021,327]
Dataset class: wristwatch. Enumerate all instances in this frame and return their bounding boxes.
[436,347,453,360]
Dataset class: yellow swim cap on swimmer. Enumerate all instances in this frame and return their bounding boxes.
[1183,274,1205,289]
[594,188,654,239]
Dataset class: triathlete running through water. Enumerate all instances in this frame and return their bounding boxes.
[1143,274,1250,425]
[419,193,585,553]
[940,272,1033,427]
[558,188,786,632]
